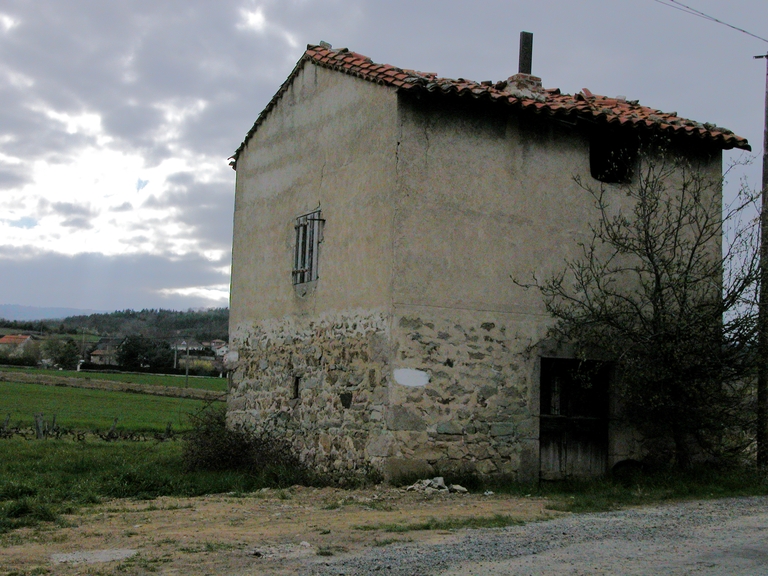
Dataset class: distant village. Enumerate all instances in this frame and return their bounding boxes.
[0,308,229,376]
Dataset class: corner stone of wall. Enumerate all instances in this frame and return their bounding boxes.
[228,310,392,477]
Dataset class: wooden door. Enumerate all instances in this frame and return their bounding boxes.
[539,358,609,480]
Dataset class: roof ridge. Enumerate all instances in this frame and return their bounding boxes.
[230,42,750,167]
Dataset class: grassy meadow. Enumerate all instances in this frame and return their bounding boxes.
[0,438,272,534]
[2,369,768,537]
[0,365,228,392]
[0,378,260,535]
[0,381,208,432]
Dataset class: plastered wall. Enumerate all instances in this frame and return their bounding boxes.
[228,67,724,481]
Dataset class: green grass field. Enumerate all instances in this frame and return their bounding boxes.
[0,329,101,343]
[0,366,227,392]
[45,333,101,344]
[0,381,299,536]
[0,381,208,432]
[0,438,271,534]
[2,366,768,538]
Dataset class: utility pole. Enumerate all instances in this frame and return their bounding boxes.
[756,53,768,468]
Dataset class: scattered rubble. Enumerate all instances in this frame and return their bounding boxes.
[403,477,468,494]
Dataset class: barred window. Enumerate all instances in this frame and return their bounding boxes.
[292,209,323,284]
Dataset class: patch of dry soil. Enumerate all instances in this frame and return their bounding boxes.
[0,486,552,575]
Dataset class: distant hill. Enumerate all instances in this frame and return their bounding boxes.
[0,304,107,321]
[0,307,229,341]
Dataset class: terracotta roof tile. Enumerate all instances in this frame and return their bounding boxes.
[0,334,32,345]
[231,43,750,166]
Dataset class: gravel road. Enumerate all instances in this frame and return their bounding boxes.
[308,497,768,575]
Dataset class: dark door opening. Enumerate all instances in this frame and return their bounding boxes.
[539,358,610,480]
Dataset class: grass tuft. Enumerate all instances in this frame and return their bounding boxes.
[0,483,38,500]
[4,498,58,521]
[485,466,768,513]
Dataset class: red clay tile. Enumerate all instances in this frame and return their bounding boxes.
[231,43,750,165]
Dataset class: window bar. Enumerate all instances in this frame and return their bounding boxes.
[295,220,306,284]
[293,222,300,284]
[311,216,320,280]
[293,210,322,285]
[306,216,315,282]
[300,220,308,283]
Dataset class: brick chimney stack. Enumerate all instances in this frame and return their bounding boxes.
[503,31,543,98]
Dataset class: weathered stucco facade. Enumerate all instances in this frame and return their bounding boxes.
[228,43,748,481]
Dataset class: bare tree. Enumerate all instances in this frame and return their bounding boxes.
[524,145,760,468]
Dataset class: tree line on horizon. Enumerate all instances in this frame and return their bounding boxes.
[0,308,229,342]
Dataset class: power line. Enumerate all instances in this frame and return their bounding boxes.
[651,0,768,44]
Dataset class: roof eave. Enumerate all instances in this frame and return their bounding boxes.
[230,44,751,168]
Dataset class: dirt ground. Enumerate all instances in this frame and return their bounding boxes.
[0,486,553,575]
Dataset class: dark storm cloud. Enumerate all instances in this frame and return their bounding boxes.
[60,216,93,230]
[122,235,149,245]
[0,167,28,189]
[0,0,382,169]
[49,202,93,217]
[141,171,235,251]
[1,0,764,167]
[0,246,229,310]
[127,216,169,232]
[34,199,98,228]
[109,202,133,212]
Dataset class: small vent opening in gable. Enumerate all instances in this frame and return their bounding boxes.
[590,129,639,184]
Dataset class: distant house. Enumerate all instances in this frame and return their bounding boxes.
[89,337,124,366]
[0,334,33,347]
[0,334,37,360]
[204,339,228,357]
[171,340,205,353]
[227,42,749,482]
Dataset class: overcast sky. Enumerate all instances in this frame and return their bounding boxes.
[1,0,767,313]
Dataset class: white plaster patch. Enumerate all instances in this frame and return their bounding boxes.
[393,368,430,388]
[224,350,240,370]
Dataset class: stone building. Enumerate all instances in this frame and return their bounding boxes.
[227,42,749,481]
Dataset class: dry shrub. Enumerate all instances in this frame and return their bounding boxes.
[182,407,314,487]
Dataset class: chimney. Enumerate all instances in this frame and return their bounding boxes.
[518,31,533,75]
[502,31,544,99]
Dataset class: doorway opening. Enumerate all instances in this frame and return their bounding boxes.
[539,358,610,480]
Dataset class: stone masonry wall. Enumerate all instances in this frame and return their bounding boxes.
[228,309,540,481]
[227,310,392,477]
[384,312,538,480]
